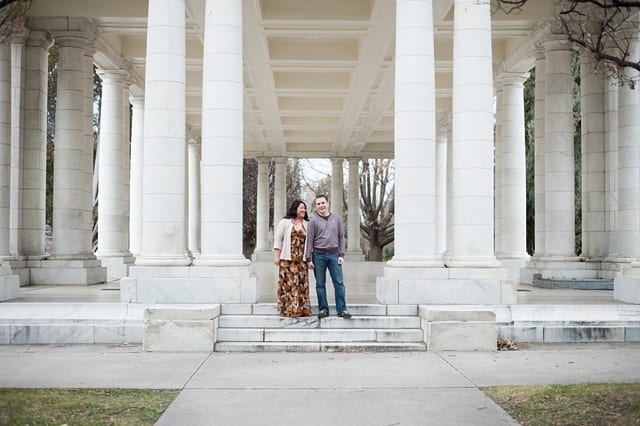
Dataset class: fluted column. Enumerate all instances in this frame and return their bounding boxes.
[499,73,529,260]
[389,0,440,266]
[128,95,144,256]
[136,0,189,266]
[96,70,130,257]
[254,157,270,253]
[494,84,504,256]
[604,74,618,256]
[51,33,95,259]
[435,131,447,256]
[187,139,201,257]
[0,43,10,258]
[580,53,606,258]
[543,38,575,258]
[273,157,286,226]
[20,31,51,258]
[331,158,344,219]
[448,0,498,267]
[533,49,546,256]
[346,158,362,257]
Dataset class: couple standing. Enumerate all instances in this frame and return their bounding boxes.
[273,194,352,319]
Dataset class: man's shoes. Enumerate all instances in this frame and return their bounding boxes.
[318,310,329,319]
[338,311,352,319]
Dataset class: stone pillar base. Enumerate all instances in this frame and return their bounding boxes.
[28,259,106,285]
[376,266,516,305]
[143,305,220,352]
[614,267,640,304]
[98,256,134,282]
[251,250,273,262]
[521,256,614,284]
[497,256,529,283]
[121,265,259,304]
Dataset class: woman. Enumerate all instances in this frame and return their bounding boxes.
[273,200,312,317]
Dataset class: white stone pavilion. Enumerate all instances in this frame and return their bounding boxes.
[1,0,639,307]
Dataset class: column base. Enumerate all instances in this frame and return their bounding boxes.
[28,259,106,285]
[376,265,516,305]
[121,265,259,304]
[614,267,640,304]
[496,255,530,283]
[98,255,134,281]
[4,259,31,286]
[520,256,614,284]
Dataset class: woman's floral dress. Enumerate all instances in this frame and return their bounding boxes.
[277,227,311,317]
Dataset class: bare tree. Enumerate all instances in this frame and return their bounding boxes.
[494,0,640,86]
[0,0,31,43]
[359,159,394,261]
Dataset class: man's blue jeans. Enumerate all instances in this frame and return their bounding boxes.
[312,251,347,313]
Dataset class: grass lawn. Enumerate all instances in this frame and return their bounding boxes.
[0,388,179,426]
[483,383,640,425]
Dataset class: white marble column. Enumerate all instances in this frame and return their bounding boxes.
[195,0,248,266]
[533,49,546,257]
[20,32,51,260]
[388,0,440,266]
[580,53,606,258]
[10,33,27,258]
[252,157,270,260]
[435,132,447,256]
[331,158,344,219]
[346,157,363,259]
[616,39,640,261]
[136,0,189,266]
[128,94,144,256]
[494,84,504,257]
[448,0,499,267]
[50,34,96,259]
[604,77,618,257]
[498,73,529,260]
[187,138,200,257]
[543,38,575,258]
[0,43,10,258]
[96,70,130,257]
[273,157,286,225]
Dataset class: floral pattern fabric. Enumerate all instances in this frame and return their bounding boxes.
[277,228,311,317]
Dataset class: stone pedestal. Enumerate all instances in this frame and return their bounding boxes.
[421,309,497,351]
[0,263,19,301]
[29,259,106,285]
[251,250,273,262]
[121,265,259,304]
[376,266,516,305]
[143,305,220,352]
[615,266,640,304]
[99,256,134,282]
[4,259,30,286]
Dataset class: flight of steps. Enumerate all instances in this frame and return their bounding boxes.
[215,303,427,352]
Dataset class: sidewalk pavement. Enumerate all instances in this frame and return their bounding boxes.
[1,343,639,425]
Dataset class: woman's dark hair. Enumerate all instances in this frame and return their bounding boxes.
[285,199,309,221]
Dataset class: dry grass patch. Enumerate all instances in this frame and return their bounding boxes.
[0,388,179,426]
[483,383,640,426]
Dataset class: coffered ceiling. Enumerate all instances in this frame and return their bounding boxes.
[28,0,549,158]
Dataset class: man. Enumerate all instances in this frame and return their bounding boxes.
[305,194,351,319]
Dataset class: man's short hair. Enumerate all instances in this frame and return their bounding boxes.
[315,194,329,203]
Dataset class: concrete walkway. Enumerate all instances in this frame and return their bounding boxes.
[1,343,639,425]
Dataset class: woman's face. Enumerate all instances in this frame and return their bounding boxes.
[296,203,306,218]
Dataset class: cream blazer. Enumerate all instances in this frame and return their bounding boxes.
[273,218,308,261]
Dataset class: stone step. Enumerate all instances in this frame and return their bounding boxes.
[217,327,424,343]
[220,303,418,317]
[215,341,427,353]
[217,315,421,329]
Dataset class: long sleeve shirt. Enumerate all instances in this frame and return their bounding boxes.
[305,213,345,261]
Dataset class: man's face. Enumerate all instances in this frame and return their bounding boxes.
[315,197,329,216]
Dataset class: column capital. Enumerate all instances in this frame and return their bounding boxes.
[97,69,130,85]
[8,28,29,44]
[187,137,201,148]
[26,30,53,50]
[542,35,571,53]
[331,157,345,165]
[256,156,270,165]
[496,72,529,87]
[129,94,144,107]
[273,157,287,165]
[346,157,361,166]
